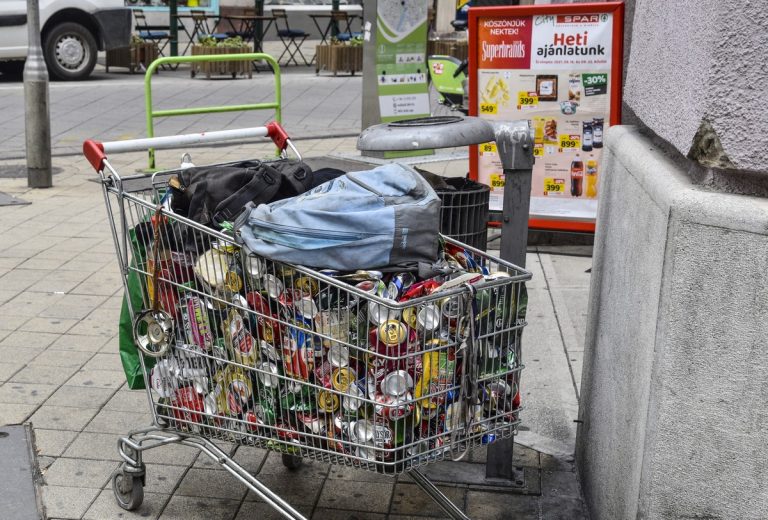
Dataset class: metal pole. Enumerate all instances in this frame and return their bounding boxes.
[170,0,178,57]
[255,0,264,53]
[493,121,534,268]
[24,0,52,188]
[331,0,340,37]
[499,166,532,267]
[487,120,533,479]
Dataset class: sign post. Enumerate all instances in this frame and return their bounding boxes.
[24,0,52,188]
[361,0,432,158]
[468,2,624,233]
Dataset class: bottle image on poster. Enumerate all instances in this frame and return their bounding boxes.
[472,10,617,225]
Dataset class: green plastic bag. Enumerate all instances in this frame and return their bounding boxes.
[119,229,156,389]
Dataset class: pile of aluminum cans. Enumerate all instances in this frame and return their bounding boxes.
[146,237,526,469]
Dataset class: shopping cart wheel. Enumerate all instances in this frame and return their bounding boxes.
[281,453,303,470]
[112,469,144,511]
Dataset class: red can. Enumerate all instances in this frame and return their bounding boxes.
[399,280,442,302]
[276,291,294,321]
[275,420,302,441]
[313,360,334,389]
[243,409,261,432]
[170,251,195,284]
[246,291,283,346]
[282,333,312,381]
[368,324,417,375]
[296,413,327,435]
[373,392,414,420]
[156,268,178,317]
[172,386,205,424]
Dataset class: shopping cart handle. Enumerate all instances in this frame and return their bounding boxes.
[83,123,297,173]
[266,121,290,151]
[83,139,106,172]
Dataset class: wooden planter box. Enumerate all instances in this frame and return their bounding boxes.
[105,43,159,74]
[315,44,362,76]
[427,40,468,62]
[190,45,253,79]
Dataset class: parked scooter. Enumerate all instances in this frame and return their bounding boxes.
[427,55,469,115]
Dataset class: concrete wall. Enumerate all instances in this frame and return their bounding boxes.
[577,126,768,519]
[624,0,768,172]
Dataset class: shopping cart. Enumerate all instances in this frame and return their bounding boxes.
[83,123,531,520]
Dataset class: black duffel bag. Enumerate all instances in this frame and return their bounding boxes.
[135,159,345,253]
[169,159,314,228]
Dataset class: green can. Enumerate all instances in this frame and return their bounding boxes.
[279,383,316,413]
[247,398,277,427]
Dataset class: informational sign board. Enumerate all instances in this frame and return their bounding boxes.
[376,0,431,123]
[468,2,624,232]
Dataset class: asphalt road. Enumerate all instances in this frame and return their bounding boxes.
[0,62,361,161]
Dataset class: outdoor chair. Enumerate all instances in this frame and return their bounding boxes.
[272,8,310,66]
[191,10,229,41]
[331,11,361,42]
[223,7,255,40]
[178,10,228,55]
[134,9,171,58]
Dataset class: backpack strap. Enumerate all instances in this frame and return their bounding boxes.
[211,163,283,227]
[273,160,313,193]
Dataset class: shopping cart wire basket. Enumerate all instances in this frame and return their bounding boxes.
[84,123,531,520]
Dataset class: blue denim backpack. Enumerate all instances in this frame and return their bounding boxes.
[235,163,441,270]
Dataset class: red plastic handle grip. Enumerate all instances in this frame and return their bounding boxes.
[266,121,290,152]
[83,140,106,172]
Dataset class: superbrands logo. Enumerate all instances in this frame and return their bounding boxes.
[478,16,533,68]
[481,18,528,63]
[482,40,526,62]
[556,14,600,24]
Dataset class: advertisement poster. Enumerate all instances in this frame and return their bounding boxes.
[376,0,431,124]
[469,4,623,232]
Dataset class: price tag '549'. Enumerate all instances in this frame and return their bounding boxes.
[479,103,498,114]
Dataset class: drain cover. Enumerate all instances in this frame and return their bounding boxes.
[0,165,63,179]
[0,192,30,206]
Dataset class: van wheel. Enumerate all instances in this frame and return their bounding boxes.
[43,22,98,81]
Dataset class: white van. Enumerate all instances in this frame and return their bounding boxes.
[0,0,131,80]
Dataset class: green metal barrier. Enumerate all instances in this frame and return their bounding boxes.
[144,53,282,170]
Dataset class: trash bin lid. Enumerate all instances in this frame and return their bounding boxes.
[357,116,495,152]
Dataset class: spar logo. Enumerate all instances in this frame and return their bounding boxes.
[556,14,600,24]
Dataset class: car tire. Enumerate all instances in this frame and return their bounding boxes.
[43,22,98,81]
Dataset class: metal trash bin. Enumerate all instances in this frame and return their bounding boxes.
[435,177,489,251]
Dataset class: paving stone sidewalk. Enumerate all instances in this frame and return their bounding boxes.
[0,138,588,519]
